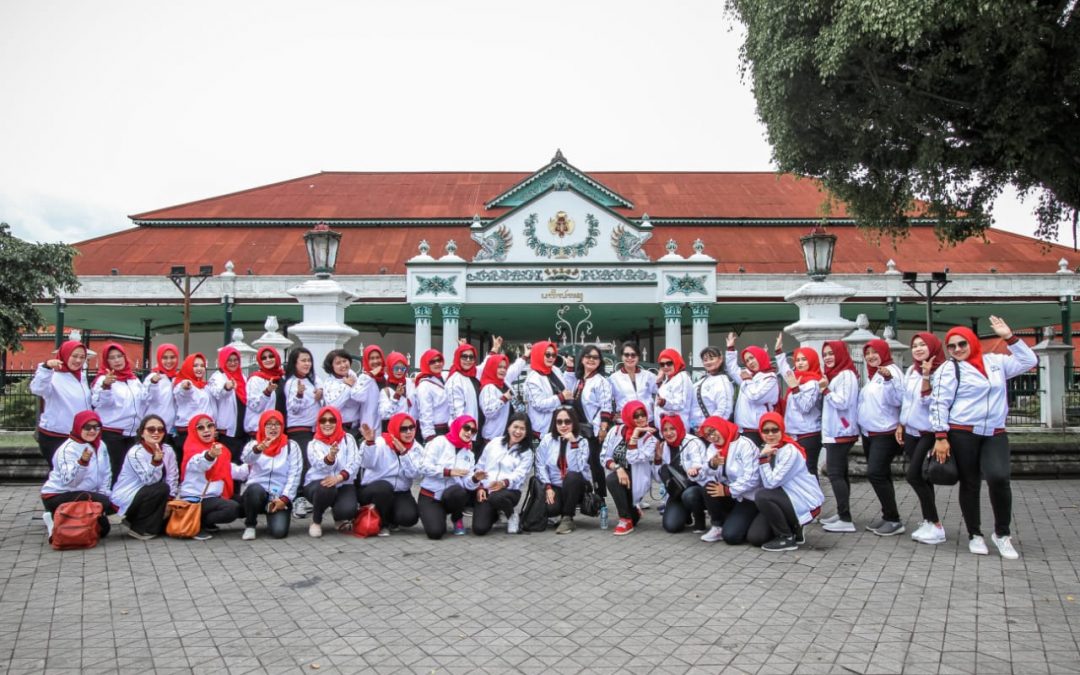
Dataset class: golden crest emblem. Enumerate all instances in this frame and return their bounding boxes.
[547,211,575,238]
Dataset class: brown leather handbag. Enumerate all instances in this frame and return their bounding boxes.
[50,494,104,550]
[165,483,208,539]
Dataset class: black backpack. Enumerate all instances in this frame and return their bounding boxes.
[518,477,549,532]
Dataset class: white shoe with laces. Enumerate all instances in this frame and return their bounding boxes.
[700,525,724,543]
[914,523,946,545]
[507,512,520,535]
[910,520,932,541]
[42,512,54,538]
[820,514,840,525]
[242,527,256,541]
[968,535,989,555]
[991,534,1019,560]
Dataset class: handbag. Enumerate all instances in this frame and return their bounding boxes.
[922,452,959,486]
[659,463,691,500]
[50,494,104,550]
[165,481,209,539]
[579,484,603,517]
[353,504,382,538]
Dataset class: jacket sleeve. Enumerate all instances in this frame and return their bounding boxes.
[246,376,273,414]
[1001,339,1038,379]
[207,372,232,402]
[480,384,508,418]
[320,377,352,410]
[282,441,303,499]
[448,375,466,418]
[29,364,54,397]
[534,438,552,485]
[726,447,761,499]
[758,444,799,489]
[929,362,957,433]
[90,375,114,410]
[506,357,529,390]
[594,377,614,425]
[724,349,743,381]
[128,445,161,485]
[600,430,618,466]
[524,373,562,414]
[505,450,533,489]
[627,433,657,465]
[824,371,858,410]
[791,380,821,414]
[882,365,905,408]
[351,374,376,403]
[419,440,450,478]
[307,438,330,470]
[741,372,779,405]
[54,441,89,486]
[660,374,690,416]
[163,449,179,497]
[342,436,362,480]
[416,382,436,440]
[240,439,259,465]
[709,376,736,420]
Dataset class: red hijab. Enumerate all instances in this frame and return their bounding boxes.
[945,326,986,377]
[385,352,409,387]
[657,348,686,375]
[383,413,417,453]
[152,343,180,378]
[659,414,686,450]
[823,341,857,381]
[97,342,137,382]
[700,415,739,462]
[480,354,509,390]
[414,349,444,386]
[620,400,648,442]
[180,414,233,499]
[758,411,807,460]
[256,410,288,458]
[217,346,247,404]
[312,406,346,446]
[54,340,86,380]
[448,415,476,449]
[530,341,557,376]
[912,332,946,374]
[450,344,479,378]
[70,410,102,449]
[741,346,774,374]
[363,345,386,386]
[864,339,895,380]
[175,354,208,389]
[253,347,284,382]
[788,347,822,395]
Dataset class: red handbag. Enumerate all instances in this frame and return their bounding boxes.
[353,504,381,538]
[50,494,104,550]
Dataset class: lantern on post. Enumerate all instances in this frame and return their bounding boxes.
[800,225,837,281]
[304,223,342,278]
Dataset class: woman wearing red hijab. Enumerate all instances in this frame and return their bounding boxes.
[857,339,906,537]
[417,415,481,539]
[173,353,214,464]
[931,316,1036,559]
[240,410,303,540]
[725,334,780,446]
[774,335,824,477]
[754,412,825,552]
[353,345,386,433]
[600,401,658,536]
[209,346,249,466]
[30,339,91,466]
[818,341,861,533]
[177,414,247,540]
[143,343,180,441]
[91,343,147,485]
[301,407,360,538]
[899,332,948,545]
[697,416,762,545]
[39,410,115,539]
[658,414,709,534]
[358,412,424,534]
[414,349,450,442]
[523,342,572,438]
[655,348,694,431]
[244,347,284,435]
[378,352,414,431]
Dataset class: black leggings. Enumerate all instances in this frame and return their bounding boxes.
[100,430,134,487]
[704,492,767,545]
[288,429,314,485]
[304,482,358,525]
[358,481,420,527]
[124,482,170,535]
[418,485,470,540]
[545,472,588,518]
[904,432,939,523]
[756,487,800,539]
[42,492,116,537]
[472,489,522,535]
[799,433,823,477]
[200,496,241,530]
[662,485,706,533]
[862,433,901,522]
[949,430,1012,537]
[826,440,856,520]
[605,470,640,523]
[587,436,606,498]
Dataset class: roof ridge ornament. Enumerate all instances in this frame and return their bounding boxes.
[553,148,566,163]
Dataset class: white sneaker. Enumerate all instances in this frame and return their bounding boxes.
[915,523,946,545]
[637,500,651,510]
[910,520,932,541]
[507,512,520,535]
[969,535,989,555]
[308,523,322,538]
[820,514,840,525]
[42,512,54,538]
[991,534,1019,560]
[376,527,390,537]
[700,525,724,543]
[822,519,856,533]
[242,527,256,541]
[292,497,312,519]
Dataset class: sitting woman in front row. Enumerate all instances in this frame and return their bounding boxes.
[417,415,479,539]
[111,414,175,540]
[472,412,534,536]
[303,407,360,538]
[698,415,762,545]
[240,410,303,540]
[40,411,115,539]
[179,414,248,540]
[358,413,423,535]
[535,406,591,535]
[752,412,825,552]
[658,414,708,534]
[601,401,658,536]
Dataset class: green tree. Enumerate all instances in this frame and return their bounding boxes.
[0,223,80,353]
[727,0,1080,246]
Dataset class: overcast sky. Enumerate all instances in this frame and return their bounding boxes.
[0,0,1052,245]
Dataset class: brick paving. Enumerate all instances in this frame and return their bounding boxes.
[1,479,1079,674]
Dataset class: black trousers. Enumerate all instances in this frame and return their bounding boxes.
[288,429,315,486]
[124,482,170,535]
[240,485,291,537]
[605,470,640,523]
[704,492,764,545]
[303,482,358,525]
[173,429,188,468]
[904,432,940,523]
[36,430,68,467]
[862,433,901,522]
[799,432,823,477]
[545,471,588,518]
[418,485,470,540]
[358,481,420,527]
[825,440,857,520]
[755,487,799,539]
[662,484,706,533]
[949,430,1012,537]
[586,436,606,498]
[472,489,522,535]
[42,492,116,537]
[201,496,241,530]
[219,432,248,465]
[100,430,135,487]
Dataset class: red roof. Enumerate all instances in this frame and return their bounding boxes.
[130,171,851,221]
[73,222,1080,277]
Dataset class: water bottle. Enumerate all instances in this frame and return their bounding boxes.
[599,504,609,530]
[659,484,667,501]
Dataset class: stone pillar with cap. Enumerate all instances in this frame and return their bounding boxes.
[252,315,295,363]
[689,303,711,367]
[842,313,876,383]
[440,303,461,368]
[1032,326,1074,428]
[413,304,433,364]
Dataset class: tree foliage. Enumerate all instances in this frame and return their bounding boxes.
[0,223,80,353]
[727,0,1080,246]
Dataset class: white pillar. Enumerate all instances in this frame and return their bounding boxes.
[783,279,857,354]
[1032,328,1073,428]
[662,302,683,353]
[842,313,876,384]
[440,303,461,370]
[413,304,433,364]
[689,303,711,367]
[286,278,359,371]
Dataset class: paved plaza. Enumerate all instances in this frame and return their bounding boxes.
[1,479,1079,675]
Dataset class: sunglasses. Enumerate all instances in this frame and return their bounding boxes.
[702,428,721,439]
[461,425,477,433]
[429,357,444,364]
[622,352,638,358]
[398,424,416,432]
[318,417,337,424]
[761,427,782,434]
[144,426,166,434]
[195,423,216,431]
[261,355,277,361]
[658,360,674,367]
[82,423,101,431]
[459,353,476,360]
[632,410,648,419]
[544,352,557,358]
[555,418,573,426]
[264,420,282,427]
[392,365,408,372]
[947,341,969,351]
[582,354,599,360]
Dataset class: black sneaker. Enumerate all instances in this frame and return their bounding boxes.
[193,530,213,541]
[795,526,806,545]
[761,535,798,552]
[204,524,221,533]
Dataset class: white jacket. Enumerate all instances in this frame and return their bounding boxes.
[899,365,934,435]
[91,375,146,436]
[610,367,658,422]
[706,436,761,502]
[283,377,320,430]
[142,373,177,431]
[523,368,569,435]
[353,373,381,431]
[757,442,825,525]
[930,339,1037,436]
[359,438,423,491]
[319,371,363,426]
[41,438,111,497]
[207,371,242,437]
[173,383,215,431]
[447,370,482,421]
[379,380,415,424]
[689,373,735,430]
[477,358,529,440]
[574,373,614,436]
[601,425,659,503]
[415,375,450,440]
[30,364,93,436]
[661,436,709,487]
[179,451,249,499]
[725,350,780,431]
[821,370,860,442]
[775,355,822,436]
[418,436,477,500]
[240,440,302,501]
[305,435,362,485]
[112,442,170,514]
[656,370,695,430]
[857,364,905,434]
[243,374,280,434]
[475,437,533,491]
[534,432,591,487]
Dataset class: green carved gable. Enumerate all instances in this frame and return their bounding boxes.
[485,150,633,210]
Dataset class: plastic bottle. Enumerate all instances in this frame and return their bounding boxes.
[599,504,609,530]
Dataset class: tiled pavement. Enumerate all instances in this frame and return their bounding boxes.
[1,480,1079,675]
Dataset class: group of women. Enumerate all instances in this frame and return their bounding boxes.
[31,314,1035,557]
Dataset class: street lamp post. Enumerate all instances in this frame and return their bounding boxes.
[799,225,837,281]
[168,265,213,356]
[220,261,237,347]
[902,271,951,332]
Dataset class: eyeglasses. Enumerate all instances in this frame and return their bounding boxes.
[632,410,648,419]
[392,365,408,372]
[459,353,476,361]
[82,423,101,431]
[264,420,282,427]
[261,354,277,361]
[761,427,782,434]
[429,357,444,364]
[582,354,599,360]
[658,360,674,367]
[622,352,638,358]
[144,426,166,434]
[398,424,416,432]
[947,341,969,351]
[195,423,216,431]
[461,425,477,433]
[318,417,337,424]
[543,351,556,358]
[555,418,573,426]
[702,429,721,440]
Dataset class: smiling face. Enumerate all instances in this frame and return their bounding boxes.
[507,420,527,444]
[367,352,383,370]
[296,352,312,377]
[194,419,216,443]
[161,349,178,371]
[622,347,639,371]
[822,345,835,368]
[458,350,476,368]
[794,352,809,372]
[760,422,783,442]
[702,352,722,374]
[226,353,240,371]
[458,421,477,443]
[496,361,508,379]
[397,419,417,442]
[864,347,881,368]
[946,335,971,361]
[554,412,574,434]
[632,408,649,428]
[141,420,166,445]
[80,419,102,443]
[581,348,601,374]
[66,346,87,372]
[318,412,338,434]
[701,425,723,446]
[743,353,759,372]
[332,355,351,377]
[260,351,278,369]
[193,357,206,379]
[106,348,126,371]
[661,421,679,444]
[911,337,929,362]
[263,417,282,440]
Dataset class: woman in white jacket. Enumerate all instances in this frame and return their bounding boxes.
[601,401,658,536]
[91,342,146,485]
[658,414,708,534]
[244,347,284,436]
[111,415,174,540]
[523,342,572,439]
[857,339,907,537]
[208,346,249,466]
[472,413,534,535]
[724,335,780,445]
[378,352,414,431]
[414,349,450,442]
[773,336,824,477]
[610,341,657,424]
[238,410,303,540]
[302,407,360,538]
[697,416,762,545]
[898,332,948,545]
[690,346,734,433]
[478,354,529,444]
[178,414,248,540]
[571,344,614,497]
[417,415,480,539]
[39,410,115,539]
[535,406,592,534]
[753,412,825,552]
[142,344,179,441]
[172,354,214,463]
[819,341,862,533]
[358,412,423,535]
[654,348,694,431]
[30,340,92,466]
